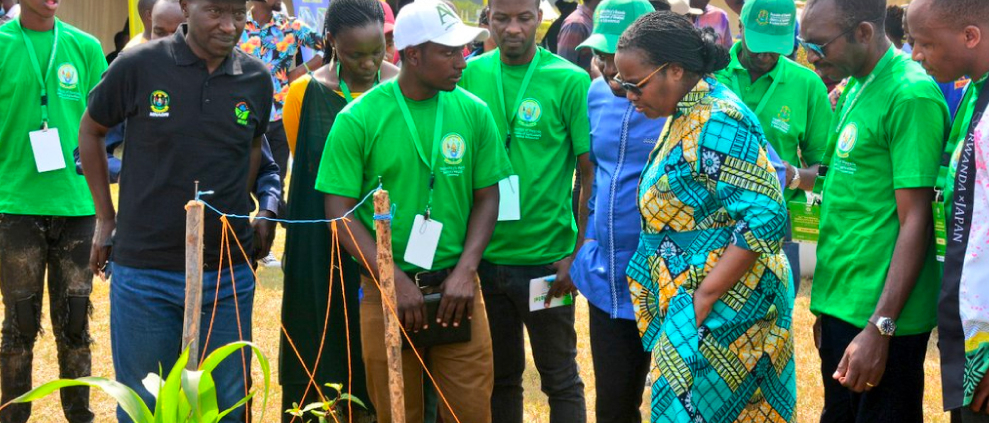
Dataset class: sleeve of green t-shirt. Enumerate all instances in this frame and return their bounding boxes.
[315,109,366,199]
[472,106,514,189]
[801,77,832,166]
[565,74,591,156]
[85,41,108,97]
[886,96,949,189]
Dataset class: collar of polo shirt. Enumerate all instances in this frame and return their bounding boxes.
[169,24,244,76]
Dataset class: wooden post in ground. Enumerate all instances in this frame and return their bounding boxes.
[373,189,405,423]
[182,195,205,370]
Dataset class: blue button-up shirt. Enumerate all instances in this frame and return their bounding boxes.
[572,78,788,320]
[572,78,664,320]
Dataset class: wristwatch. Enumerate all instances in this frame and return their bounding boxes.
[787,165,801,189]
[871,317,896,337]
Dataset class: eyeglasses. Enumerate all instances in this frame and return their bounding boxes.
[798,17,883,60]
[615,62,669,96]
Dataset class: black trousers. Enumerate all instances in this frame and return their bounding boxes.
[819,314,930,423]
[588,303,650,423]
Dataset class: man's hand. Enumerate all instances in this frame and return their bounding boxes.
[90,217,115,280]
[252,210,276,261]
[395,271,427,333]
[783,161,796,188]
[545,257,578,308]
[833,325,890,392]
[437,267,476,328]
[970,370,989,414]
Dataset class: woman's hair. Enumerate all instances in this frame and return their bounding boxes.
[322,0,386,64]
[884,4,905,45]
[616,11,730,75]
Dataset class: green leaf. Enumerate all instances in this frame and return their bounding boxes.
[199,341,270,422]
[194,370,220,422]
[156,347,190,423]
[338,394,367,409]
[180,370,202,419]
[9,377,154,422]
[142,373,163,401]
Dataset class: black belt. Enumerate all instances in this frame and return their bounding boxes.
[358,266,453,288]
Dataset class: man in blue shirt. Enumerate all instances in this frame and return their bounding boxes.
[569,0,661,420]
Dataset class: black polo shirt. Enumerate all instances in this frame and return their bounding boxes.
[87,25,273,271]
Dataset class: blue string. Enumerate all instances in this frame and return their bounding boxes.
[198,184,387,224]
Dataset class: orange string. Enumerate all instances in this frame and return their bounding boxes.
[219,217,251,410]
[341,218,464,423]
[332,221,355,423]
[199,220,227,365]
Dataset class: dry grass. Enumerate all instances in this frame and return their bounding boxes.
[9,228,950,422]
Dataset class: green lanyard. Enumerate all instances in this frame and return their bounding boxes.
[730,61,784,117]
[392,82,445,219]
[494,48,540,151]
[337,62,380,104]
[810,74,875,197]
[18,18,60,130]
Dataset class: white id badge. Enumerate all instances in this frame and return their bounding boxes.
[404,214,443,270]
[29,128,66,173]
[497,175,521,221]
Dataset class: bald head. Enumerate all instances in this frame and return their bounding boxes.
[151,0,184,40]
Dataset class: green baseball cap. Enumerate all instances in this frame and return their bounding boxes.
[741,0,796,55]
[576,0,655,54]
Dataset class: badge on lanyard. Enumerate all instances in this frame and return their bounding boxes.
[498,175,521,221]
[405,214,444,270]
[788,200,821,243]
[29,128,65,172]
[933,200,948,262]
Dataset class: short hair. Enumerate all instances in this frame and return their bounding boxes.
[478,5,490,26]
[884,5,904,43]
[807,0,886,31]
[322,0,386,63]
[616,11,729,75]
[926,0,989,29]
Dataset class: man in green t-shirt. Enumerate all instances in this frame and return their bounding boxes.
[908,1,989,421]
[800,0,949,420]
[0,0,106,421]
[457,0,593,420]
[316,1,512,421]
[714,0,832,292]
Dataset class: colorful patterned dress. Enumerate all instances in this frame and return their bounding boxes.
[625,77,796,423]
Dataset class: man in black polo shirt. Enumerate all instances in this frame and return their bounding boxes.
[78,0,276,421]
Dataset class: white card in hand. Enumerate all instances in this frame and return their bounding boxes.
[529,275,574,312]
[404,214,443,270]
[497,175,521,221]
[29,128,66,173]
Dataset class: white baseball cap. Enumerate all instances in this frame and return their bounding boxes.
[394,0,490,50]
[663,0,703,15]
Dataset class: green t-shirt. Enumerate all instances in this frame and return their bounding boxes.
[460,48,591,265]
[714,43,832,202]
[314,79,513,272]
[0,18,107,216]
[812,47,949,335]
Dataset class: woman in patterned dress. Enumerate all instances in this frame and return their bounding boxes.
[614,11,796,423]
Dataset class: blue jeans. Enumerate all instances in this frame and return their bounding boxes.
[783,215,801,293]
[109,262,254,422]
[478,261,586,423]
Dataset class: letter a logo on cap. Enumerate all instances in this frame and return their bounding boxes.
[437,3,457,27]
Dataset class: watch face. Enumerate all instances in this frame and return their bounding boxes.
[879,318,896,335]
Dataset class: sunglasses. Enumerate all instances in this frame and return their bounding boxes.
[798,17,883,60]
[615,63,669,96]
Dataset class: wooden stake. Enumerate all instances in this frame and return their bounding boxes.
[373,189,405,423]
[182,199,205,370]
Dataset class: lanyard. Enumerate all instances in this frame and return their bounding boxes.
[337,62,380,104]
[18,19,59,130]
[392,82,445,219]
[494,48,540,151]
[730,62,784,117]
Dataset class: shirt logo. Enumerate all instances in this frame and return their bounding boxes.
[517,98,542,127]
[441,133,466,165]
[235,102,251,125]
[757,10,770,25]
[57,63,78,90]
[771,105,792,133]
[149,90,170,117]
[836,122,858,159]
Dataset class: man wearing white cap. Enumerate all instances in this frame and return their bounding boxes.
[316,1,513,421]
